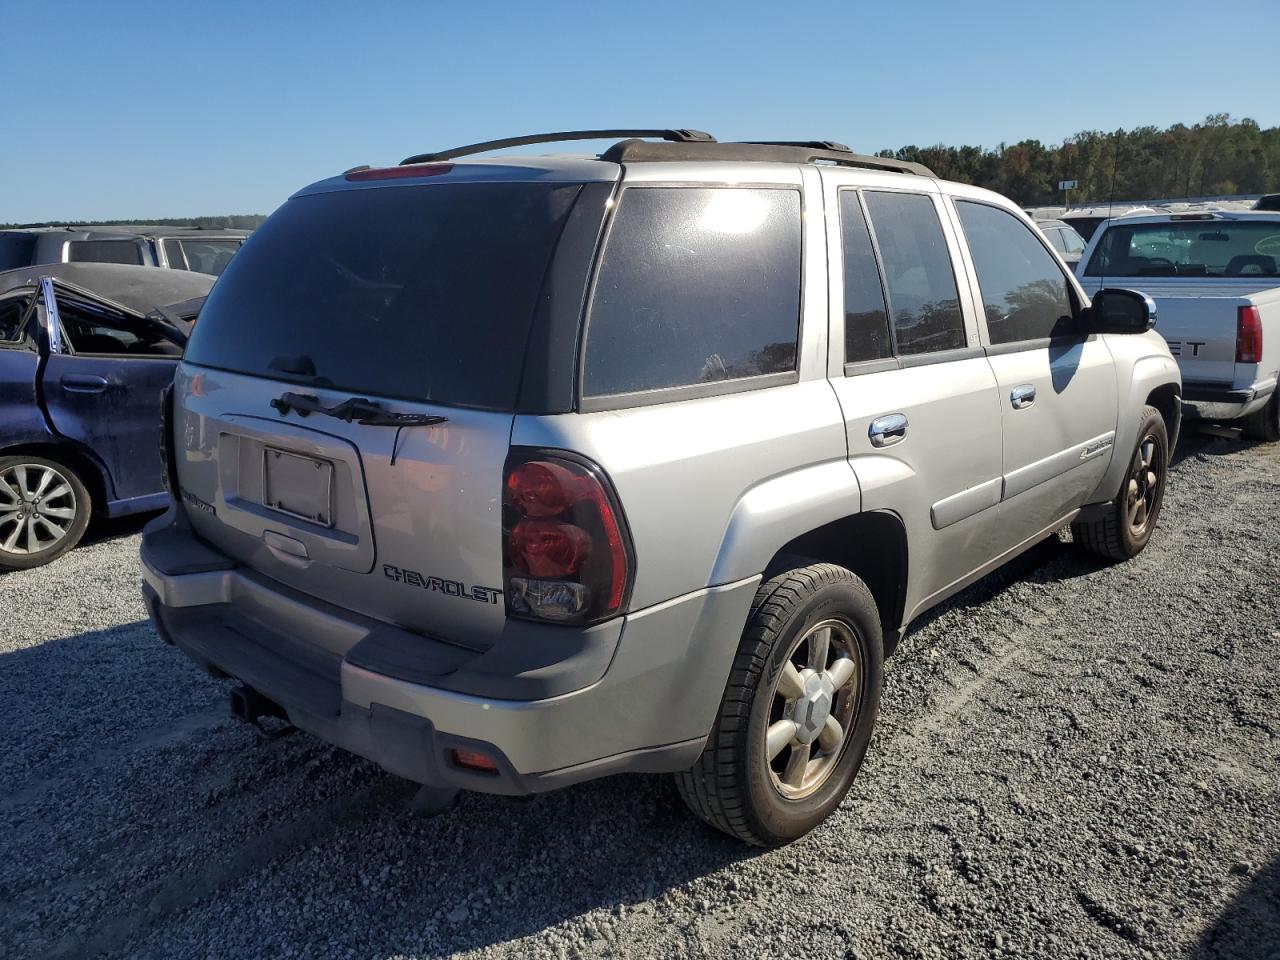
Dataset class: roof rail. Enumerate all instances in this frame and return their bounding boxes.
[400,129,715,165]
[599,139,934,177]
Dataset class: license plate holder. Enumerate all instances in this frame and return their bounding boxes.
[262,447,334,528]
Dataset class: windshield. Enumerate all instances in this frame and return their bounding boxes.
[184,182,582,410]
[1084,219,1280,278]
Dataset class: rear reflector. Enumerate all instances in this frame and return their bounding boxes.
[345,163,453,181]
[1237,305,1263,364]
[450,748,498,774]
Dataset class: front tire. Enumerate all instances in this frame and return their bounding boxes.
[1242,390,1280,443]
[1071,405,1168,561]
[676,562,883,847]
[0,456,92,571]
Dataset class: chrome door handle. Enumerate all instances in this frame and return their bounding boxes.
[1010,384,1036,409]
[60,374,109,394]
[869,413,908,447]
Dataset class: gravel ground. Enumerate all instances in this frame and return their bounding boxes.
[2,431,1277,960]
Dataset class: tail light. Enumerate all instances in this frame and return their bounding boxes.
[344,163,453,181]
[502,451,633,625]
[1237,306,1263,364]
[158,382,179,496]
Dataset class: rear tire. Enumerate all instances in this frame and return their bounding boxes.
[1071,405,1168,562]
[0,456,92,571]
[1241,390,1280,443]
[675,561,883,847]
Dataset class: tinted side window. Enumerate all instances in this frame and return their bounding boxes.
[583,187,801,397]
[839,191,891,363]
[956,201,1075,345]
[862,192,965,355]
[65,240,143,265]
[1043,226,1069,253]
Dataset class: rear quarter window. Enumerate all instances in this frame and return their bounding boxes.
[582,186,802,399]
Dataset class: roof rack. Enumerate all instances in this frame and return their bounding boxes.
[601,139,934,176]
[398,130,934,177]
[401,129,715,165]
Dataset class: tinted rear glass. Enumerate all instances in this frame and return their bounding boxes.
[66,240,143,265]
[0,234,35,271]
[583,187,801,397]
[185,182,581,410]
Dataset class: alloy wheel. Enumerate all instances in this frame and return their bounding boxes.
[1125,433,1164,535]
[0,463,78,556]
[765,618,864,800]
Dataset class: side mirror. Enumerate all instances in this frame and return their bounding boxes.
[1088,288,1156,334]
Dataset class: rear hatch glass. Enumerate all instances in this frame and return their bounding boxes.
[185,181,583,410]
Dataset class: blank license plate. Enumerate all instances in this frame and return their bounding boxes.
[262,447,334,527]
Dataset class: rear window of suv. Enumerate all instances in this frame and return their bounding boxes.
[582,186,802,399]
[184,182,582,410]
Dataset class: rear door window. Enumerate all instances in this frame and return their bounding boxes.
[838,191,892,363]
[862,191,966,355]
[583,186,802,398]
[65,240,144,265]
[163,239,188,270]
[956,200,1075,345]
[184,182,583,410]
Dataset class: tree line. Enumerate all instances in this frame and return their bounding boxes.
[877,114,1278,206]
[0,215,267,230]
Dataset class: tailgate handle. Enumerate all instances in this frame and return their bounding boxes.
[60,374,109,394]
[263,530,310,567]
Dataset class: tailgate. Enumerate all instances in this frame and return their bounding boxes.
[1149,294,1241,385]
[175,365,511,650]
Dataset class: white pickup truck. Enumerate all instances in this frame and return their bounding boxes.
[1078,211,1280,441]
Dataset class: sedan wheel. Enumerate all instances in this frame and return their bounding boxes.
[0,457,91,569]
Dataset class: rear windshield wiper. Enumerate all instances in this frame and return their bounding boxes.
[271,391,447,427]
[271,391,447,465]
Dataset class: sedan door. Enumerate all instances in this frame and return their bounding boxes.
[39,290,181,505]
[948,197,1118,552]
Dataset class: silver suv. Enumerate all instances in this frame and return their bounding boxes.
[142,129,1183,846]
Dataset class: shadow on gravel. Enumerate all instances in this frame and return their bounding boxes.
[81,508,161,547]
[1194,855,1280,959]
[2,616,759,958]
[1172,426,1263,467]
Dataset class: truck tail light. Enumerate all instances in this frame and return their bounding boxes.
[159,382,179,496]
[1237,305,1263,364]
[502,452,632,624]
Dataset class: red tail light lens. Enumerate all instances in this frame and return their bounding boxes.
[1237,306,1263,364]
[502,452,632,624]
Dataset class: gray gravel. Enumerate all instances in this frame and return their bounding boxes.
[2,431,1277,960]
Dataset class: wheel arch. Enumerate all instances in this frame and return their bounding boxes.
[1145,382,1182,452]
[0,440,111,511]
[768,509,909,653]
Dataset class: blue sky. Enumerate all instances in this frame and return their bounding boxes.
[3,0,1276,222]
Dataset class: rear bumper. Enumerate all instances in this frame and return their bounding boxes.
[141,510,758,795]
[1182,379,1275,421]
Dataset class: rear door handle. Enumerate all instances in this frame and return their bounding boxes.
[1010,384,1036,409]
[60,374,110,394]
[869,413,908,447]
